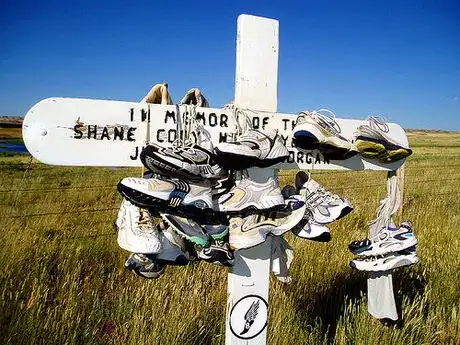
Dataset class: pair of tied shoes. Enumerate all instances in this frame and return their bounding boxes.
[292,110,412,163]
[228,171,354,250]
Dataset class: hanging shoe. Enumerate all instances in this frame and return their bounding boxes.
[140,126,223,180]
[141,83,173,104]
[160,214,210,247]
[349,221,418,257]
[155,223,193,265]
[291,222,331,242]
[117,176,221,223]
[228,178,310,250]
[116,199,162,254]
[196,240,234,266]
[354,116,412,163]
[180,88,209,107]
[295,171,353,224]
[218,174,284,214]
[124,253,167,279]
[293,109,358,160]
[350,246,419,272]
[215,129,289,169]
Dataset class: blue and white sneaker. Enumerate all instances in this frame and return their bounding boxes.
[117,176,221,222]
[296,171,353,224]
[350,246,419,272]
[349,221,418,257]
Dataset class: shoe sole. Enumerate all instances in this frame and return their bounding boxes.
[350,255,419,272]
[214,148,288,169]
[353,237,418,257]
[117,182,227,225]
[293,130,357,160]
[306,231,332,242]
[355,136,412,163]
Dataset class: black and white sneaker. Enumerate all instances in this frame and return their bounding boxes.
[215,129,289,169]
[117,176,226,224]
[140,128,223,180]
[196,240,234,266]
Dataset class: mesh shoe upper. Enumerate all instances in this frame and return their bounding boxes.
[218,176,284,213]
[215,129,289,168]
[116,199,162,254]
[293,109,358,160]
[354,116,412,163]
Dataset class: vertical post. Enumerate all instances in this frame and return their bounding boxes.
[225,15,279,345]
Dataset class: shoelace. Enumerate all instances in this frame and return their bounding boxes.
[367,116,389,133]
[306,185,341,208]
[302,109,342,136]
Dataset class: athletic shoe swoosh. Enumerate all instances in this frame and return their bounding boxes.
[241,220,277,233]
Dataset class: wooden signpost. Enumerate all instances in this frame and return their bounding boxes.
[22,14,409,345]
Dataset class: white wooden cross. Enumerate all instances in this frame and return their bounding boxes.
[23,14,409,345]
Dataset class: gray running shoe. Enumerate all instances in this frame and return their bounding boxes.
[180,88,209,107]
[161,214,210,247]
[125,253,166,279]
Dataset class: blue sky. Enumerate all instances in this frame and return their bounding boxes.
[1,0,459,130]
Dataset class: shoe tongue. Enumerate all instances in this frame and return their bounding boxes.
[196,127,213,151]
[306,178,321,193]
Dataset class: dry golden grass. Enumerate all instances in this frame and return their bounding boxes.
[0,131,459,344]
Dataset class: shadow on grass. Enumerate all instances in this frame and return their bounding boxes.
[291,270,427,344]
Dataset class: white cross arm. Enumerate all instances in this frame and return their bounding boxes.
[22,98,408,171]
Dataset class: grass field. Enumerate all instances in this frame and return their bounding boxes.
[0,130,459,344]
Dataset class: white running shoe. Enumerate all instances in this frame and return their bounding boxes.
[215,129,289,169]
[116,199,162,254]
[218,175,284,214]
[117,176,219,222]
[350,246,419,272]
[293,109,358,160]
[228,178,310,250]
[348,221,418,257]
[296,171,353,224]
